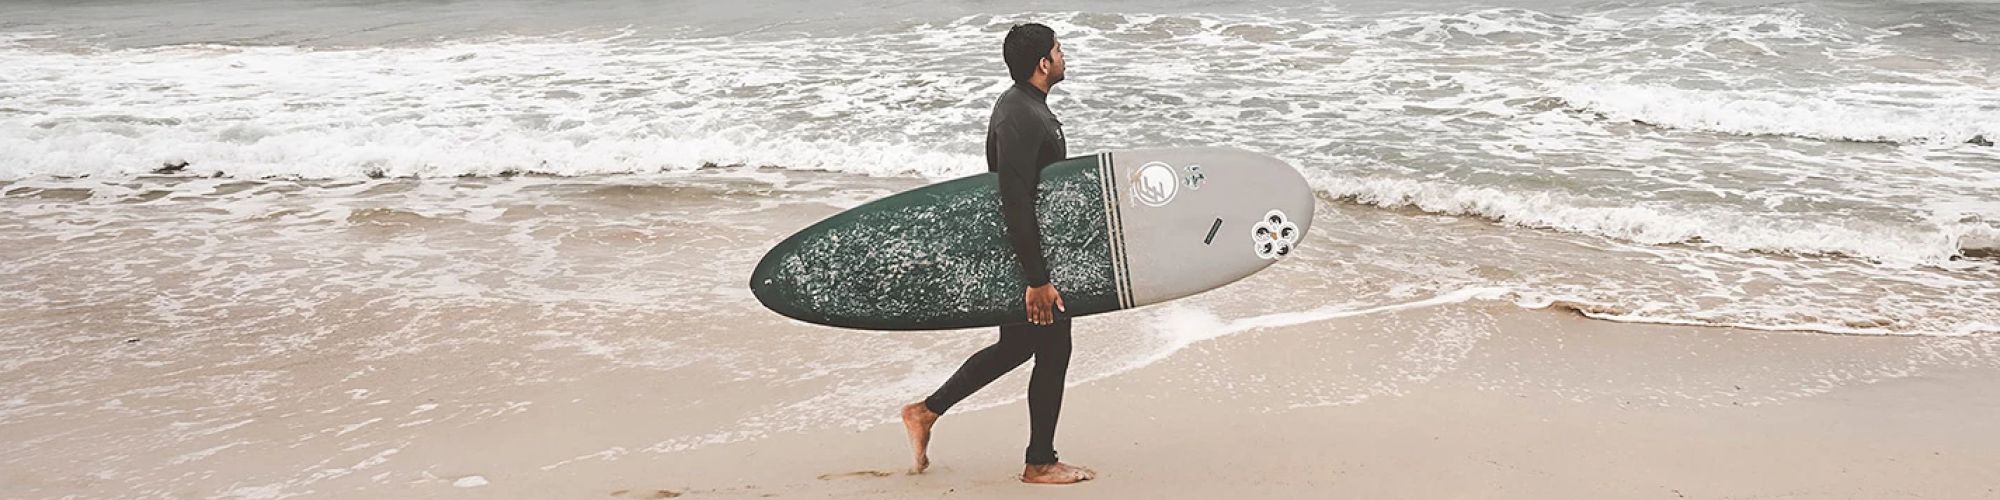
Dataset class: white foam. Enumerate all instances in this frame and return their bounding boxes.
[1146,287,1511,354]
[1554,83,2000,144]
[1312,173,1986,265]
[0,35,989,181]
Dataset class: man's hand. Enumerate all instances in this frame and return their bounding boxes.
[1025,283,1066,326]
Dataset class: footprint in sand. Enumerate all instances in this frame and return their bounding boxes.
[815,470,897,481]
[609,489,681,498]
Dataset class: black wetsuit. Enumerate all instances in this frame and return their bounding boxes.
[922,81,1070,465]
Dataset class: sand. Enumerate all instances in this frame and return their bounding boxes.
[6,174,1999,498]
[8,295,2000,499]
[544,304,2000,500]
[263,304,2000,499]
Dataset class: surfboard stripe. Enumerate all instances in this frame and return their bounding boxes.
[1092,154,1109,304]
[1095,152,1123,309]
[1104,151,1135,309]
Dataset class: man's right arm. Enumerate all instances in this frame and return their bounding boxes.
[992,118,1051,288]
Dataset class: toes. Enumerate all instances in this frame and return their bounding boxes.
[1067,464,1095,481]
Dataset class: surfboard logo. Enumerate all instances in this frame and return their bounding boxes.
[1184,165,1205,190]
[1131,162,1179,207]
[1252,210,1300,260]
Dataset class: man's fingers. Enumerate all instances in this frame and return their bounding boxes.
[1025,289,1037,323]
[1026,286,1063,325]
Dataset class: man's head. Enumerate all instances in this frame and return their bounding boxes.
[1003,23,1064,89]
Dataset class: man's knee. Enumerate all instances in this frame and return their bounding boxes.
[990,333,1038,360]
[981,339,1034,364]
[1036,330,1072,362]
[1038,342,1071,365]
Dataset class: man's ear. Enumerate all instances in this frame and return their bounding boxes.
[1037,57,1050,78]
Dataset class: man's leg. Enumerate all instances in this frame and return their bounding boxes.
[1023,316,1070,464]
[1018,316,1093,484]
[903,328,1034,472]
[926,327,1035,414]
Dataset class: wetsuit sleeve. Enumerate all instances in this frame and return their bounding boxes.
[993,119,1051,287]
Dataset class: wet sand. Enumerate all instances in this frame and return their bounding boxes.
[4,172,1998,499]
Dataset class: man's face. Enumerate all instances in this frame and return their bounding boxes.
[1044,40,1066,85]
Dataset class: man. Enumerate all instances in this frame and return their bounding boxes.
[899,23,1096,485]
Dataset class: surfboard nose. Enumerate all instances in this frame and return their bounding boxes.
[748,238,813,325]
[748,254,782,311]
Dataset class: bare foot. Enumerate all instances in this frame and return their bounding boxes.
[900,402,939,473]
[1021,462,1095,484]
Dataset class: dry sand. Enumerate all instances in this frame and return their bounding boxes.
[394,304,2000,499]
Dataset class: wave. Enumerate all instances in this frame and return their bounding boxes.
[1519,295,1999,336]
[0,30,994,181]
[1310,173,1997,266]
[1552,83,2000,145]
[0,123,984,180]
[5,6,1995,270]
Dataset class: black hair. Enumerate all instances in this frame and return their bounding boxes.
[1003,23,1057,84]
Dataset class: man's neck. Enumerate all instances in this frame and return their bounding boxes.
[1026,77,1052,95]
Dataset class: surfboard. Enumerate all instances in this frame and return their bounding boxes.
[750,146,1314,331]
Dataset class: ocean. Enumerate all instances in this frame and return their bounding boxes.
[2,0,1998,497]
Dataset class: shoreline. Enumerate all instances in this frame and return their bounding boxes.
[5,172,1999,498]
[5,284,1998,497]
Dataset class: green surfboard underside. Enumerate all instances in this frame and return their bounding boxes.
[751,155,1117,331]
